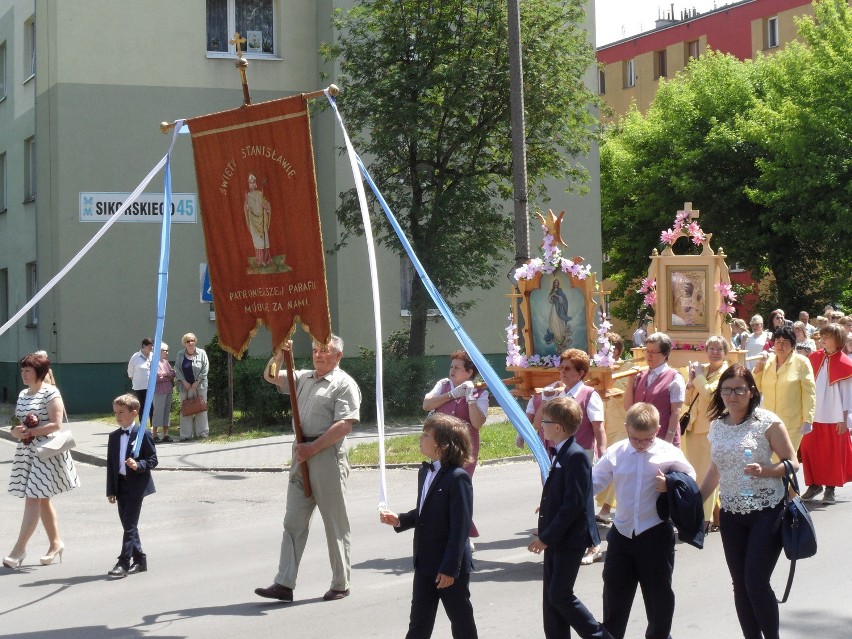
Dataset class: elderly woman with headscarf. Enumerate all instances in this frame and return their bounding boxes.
[752,325,816,454]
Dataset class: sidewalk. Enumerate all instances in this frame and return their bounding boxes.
[0,411,512,472]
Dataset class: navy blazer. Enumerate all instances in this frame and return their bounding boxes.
[656,471,705,549]
[106,426,158,500]
[395,463,473,579]
[537,437,600,551]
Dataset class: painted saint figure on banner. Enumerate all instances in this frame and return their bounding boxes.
[244,173,290,275]
[545,279,573,352]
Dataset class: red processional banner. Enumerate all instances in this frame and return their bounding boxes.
[186,96,330,358]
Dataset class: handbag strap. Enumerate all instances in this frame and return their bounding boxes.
[776,458,798,604]
[683,392,699,415]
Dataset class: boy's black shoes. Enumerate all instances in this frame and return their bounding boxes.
[108,563,128,579]
[254,583,294,602]
[128,562,147,575]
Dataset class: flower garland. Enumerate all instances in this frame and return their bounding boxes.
[592,312,615,367]
[714,282,737,315]
[513,224,593,281]
[660,209,706,246]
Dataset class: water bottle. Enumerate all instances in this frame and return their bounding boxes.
[740,449,754,497]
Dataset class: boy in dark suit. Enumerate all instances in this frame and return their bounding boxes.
[528,397,612,639]
[379,413,478,639]
[106,394,158,579]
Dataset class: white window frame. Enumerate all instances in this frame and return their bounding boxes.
[26,261,38,327]
[0,152,6,212]
[625,59,636,88]
[24,137,35,202]
[206,0,279,60]
[0,41,7,100]
[23,17,35,82]
[767,17,780,49]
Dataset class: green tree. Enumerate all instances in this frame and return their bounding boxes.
[601,51,767,320]
[602,0,852,320]
[741,0,852,312]
[322,0,599,355]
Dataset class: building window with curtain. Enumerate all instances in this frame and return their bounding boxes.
[24,17,35,81]
[686,39,700,63]
[0,152,6,212]
[624,59,636,88]
[207,0,276,57]
[26,262,38,327]
[766,17,779,49]
[1,42,7,100]
[654,50,667,80]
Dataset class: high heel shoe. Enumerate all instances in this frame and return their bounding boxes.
[40,542,64,565]
[3,552,26,569]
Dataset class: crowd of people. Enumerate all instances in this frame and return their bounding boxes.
[4,305,851,638]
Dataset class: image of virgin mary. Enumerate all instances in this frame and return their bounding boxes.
[544,279,573,351]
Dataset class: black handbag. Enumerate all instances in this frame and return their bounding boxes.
[679,394,699,435]
[775,459,817,603]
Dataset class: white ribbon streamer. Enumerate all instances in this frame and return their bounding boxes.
[0,128,183,340]
[325,90,388,508]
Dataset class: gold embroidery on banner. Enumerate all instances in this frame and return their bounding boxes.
[190,111,308,138]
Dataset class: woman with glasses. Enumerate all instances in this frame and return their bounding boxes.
[174,333,210,441]
[701,364,797,639]
[752,326,815,453]
[682,336,729,532]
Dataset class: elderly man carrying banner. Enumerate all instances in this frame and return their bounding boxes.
[255,335,361,603]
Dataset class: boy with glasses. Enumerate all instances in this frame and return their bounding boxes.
[592,403,695,639]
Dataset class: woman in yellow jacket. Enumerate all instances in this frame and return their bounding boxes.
[682,335,729,531]
[752,326,816,452]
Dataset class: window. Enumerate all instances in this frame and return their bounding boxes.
[0,152,6,212]
[26,262,38,326]
[766,17,779,49]
[0,42,6,99]
[207,0,276,57]
[654,50,667,80]
[686,40,700,63]
[24,17,35,81]
[24,137,35,201]
[624,59,636,88]
[598,69,606,95]
[0,268,7,324]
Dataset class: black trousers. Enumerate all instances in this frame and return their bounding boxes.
[406,570,477,639]
[134,389,152,428]
[602,522,675,639]
[543,547,611,639]
[719,503,784,639]
[116,482,146,568]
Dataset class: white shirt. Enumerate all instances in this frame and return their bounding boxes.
[419,459,442,514]
[633,328,646,346]
[813,362,852,426]
[593,438,695,537]
[745,332,768,370]
[525,381,604,424]
[645,362,686,403]
[127,351,153,391]
[118,427,133,475]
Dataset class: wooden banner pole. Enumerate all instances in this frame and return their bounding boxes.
[284,349,312,498]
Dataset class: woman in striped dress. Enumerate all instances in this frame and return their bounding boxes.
[4,353,79,569]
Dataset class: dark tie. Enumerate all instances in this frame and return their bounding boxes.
[121,430,130,437]
[548,447,558,470]
[422,461,435,472]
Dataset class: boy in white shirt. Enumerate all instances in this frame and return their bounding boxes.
[592,403,695,639]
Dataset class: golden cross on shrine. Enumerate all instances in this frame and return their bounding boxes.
[229,32,247,57]
[678,201,700,222]
[228,32,252,106]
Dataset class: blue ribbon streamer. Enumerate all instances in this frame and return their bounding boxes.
[133,122,181,456]
[352,159,550,479]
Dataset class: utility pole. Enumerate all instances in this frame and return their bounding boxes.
[507,0,530,279]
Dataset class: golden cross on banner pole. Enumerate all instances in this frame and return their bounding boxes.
[229,32,252,106]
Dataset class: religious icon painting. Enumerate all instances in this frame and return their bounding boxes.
[529,273,588,357]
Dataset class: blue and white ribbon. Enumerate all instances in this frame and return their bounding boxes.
[133,121,183,455]
[325,96,550,482]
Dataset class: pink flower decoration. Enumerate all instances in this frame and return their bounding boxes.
[660,229,678,245]
[644,292,657,306]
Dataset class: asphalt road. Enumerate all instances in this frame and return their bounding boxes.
[1,448,850,638]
